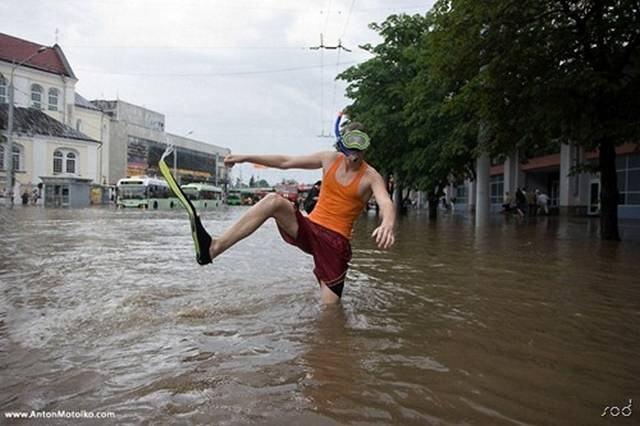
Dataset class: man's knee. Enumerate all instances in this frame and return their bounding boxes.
[263,193,292,213]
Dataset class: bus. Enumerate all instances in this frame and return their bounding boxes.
[116,176,176,209]
[226,189,242,206]
[180,182,224,210]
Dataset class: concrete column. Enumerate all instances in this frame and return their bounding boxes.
[475,152,491,226]
[559,142,588,215]
[503,150,519,196]
[559,143,572,211]
[468,179,476,210]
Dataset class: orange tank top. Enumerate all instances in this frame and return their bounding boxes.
[308,156,367,239]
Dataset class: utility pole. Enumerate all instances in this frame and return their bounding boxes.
[309,34,352,52]
[5,46,47,205]
[310,34,351,139]
[214,153,219,186]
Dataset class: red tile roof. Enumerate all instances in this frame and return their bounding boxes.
[0,32,76,78]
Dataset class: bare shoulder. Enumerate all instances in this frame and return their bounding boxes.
[320,151,340,168]
[364,164,384,184]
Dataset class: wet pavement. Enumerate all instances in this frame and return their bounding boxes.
[1,206,639,425]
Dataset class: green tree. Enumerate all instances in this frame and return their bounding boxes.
[339,13,476,217]
[430,0,640,240]
[339,14,431,213]
[403,17,477,217]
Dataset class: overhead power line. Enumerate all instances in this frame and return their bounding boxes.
[75,61,359,77]
[339,0,357,41]
[66,44,309,50]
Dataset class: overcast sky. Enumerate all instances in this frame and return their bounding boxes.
[2,0,435,184]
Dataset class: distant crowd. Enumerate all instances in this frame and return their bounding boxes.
[502,188,550,217]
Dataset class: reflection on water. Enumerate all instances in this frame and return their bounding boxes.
[1,207,639,425]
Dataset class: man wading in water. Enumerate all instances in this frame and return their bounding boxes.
[187,122,396,303]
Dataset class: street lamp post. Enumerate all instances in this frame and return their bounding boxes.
[214,153,219,186]
[5,46,47,205]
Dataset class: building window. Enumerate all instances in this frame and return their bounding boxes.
[12,146,21,170]
[0,74,7,104]
[2,144,23,171]
[48,88,59,111]
[456,184,468,205]
[66,152,76,174]
[31,84,43,109]
[490,174,504,204]
[617,153,640,205]
[76,119,82,132]
[53,150,63,173]
[0,145,19,170]
[53,149,79,174]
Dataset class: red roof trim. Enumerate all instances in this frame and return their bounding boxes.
[0,33,75,78]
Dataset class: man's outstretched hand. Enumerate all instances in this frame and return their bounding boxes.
[223,155,244,168]
[372,223,395,250]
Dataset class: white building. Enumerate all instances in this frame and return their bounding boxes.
[455,145,640,220]
[0,32,100,206]
[91,99,230,188]
[1,32,231,206]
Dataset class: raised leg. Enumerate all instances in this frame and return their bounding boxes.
[210,193,298,259]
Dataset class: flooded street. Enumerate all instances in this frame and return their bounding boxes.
[1,206,639,425]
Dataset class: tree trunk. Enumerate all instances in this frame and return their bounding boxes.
[598,141,620,241]
[393,172,405,215]
[394,183,405,215]
[428,191,439,220]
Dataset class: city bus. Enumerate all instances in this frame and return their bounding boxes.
[116,176,175,209]
[226,189,242,206]
[180,182,224,210]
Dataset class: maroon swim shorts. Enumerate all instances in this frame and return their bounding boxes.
[277,207,352,292]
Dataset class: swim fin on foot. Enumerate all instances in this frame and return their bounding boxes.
[159,146,212,265]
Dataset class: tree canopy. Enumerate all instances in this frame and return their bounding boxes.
[338,13,476,213]
[339,0,639,237]
[428,0,640,239]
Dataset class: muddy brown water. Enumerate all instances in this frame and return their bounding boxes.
[1,206,639,425]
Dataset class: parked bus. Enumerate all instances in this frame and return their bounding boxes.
[226,189,242,206]
[116,176,175,209]
[180,182,224,210]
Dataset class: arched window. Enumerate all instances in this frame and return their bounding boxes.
[0,74,7,104]
[76,119,82,132]
[48,88,59,111]
[13,145,21,171]
[53,149,79,174]
[3,144,23,171]
[31,84,43,109]
[66,152,76,174]
[53,150,63,173]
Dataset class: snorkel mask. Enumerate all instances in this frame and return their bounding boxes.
[334,112,370,158]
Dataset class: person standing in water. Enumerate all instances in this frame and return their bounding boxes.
[187,122,396,303]
[303,180,322,214]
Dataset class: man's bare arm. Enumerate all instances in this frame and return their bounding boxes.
[224,152,336,170]
[369,170,396,249]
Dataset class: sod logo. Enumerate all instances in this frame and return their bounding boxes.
[601,399,632,417]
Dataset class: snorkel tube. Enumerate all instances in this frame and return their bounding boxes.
[334,111,350,156]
